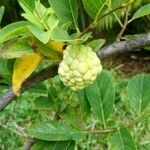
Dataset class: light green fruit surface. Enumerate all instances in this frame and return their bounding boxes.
[58,44,102,90]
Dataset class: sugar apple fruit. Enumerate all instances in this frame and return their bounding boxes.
[58,44,102,90]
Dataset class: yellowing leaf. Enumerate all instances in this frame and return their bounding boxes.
[28,37,63,60]
[46,40,65,53]
[13,53,42,95]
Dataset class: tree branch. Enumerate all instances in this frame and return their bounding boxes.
[0,63,59,111]
[98,33,150,59]
[0,33,150,111]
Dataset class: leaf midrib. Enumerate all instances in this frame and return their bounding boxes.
[68,0,77,28]
[96,81,106,125]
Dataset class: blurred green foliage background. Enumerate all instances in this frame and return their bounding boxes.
[0,0,150,149]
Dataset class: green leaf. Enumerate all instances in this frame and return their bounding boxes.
[51,27,71,42]
[130,3,150,22]
[0,6,4,24]
[122,34,144,40]
[82,0,107,19]
[0,59,9,73]
[32,140,75,150]
[27,24,50,44]
[110,126,137,150]
[0,59,10,84]
[34,1,47,19]
[85,70,115,121]
[0,38,34,59]
[22,13,43,29]
[47,13,59,31]
[60,21,72,30]
[34,96,51,110]
[49,0,78,28]
[87,39,105,52]
[20,1,47,29]
[80,32,92,43]
[144,46,150,51]
[27,121,84,141]
[28,83,48,94]
[78,90,91,118]
[127,74,150,115]
[34,94,57,111]
[19,0,35,13]
[0,21,30,44]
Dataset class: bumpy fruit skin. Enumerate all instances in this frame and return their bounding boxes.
[58,44,102,90]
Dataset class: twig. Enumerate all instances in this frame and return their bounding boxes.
[79,5,125,37]
[0,33,150,111]
[0,120,34,150]
[11,121,27,138]
[87,111,150,135]
[23,137,34,150]
[116,7,131,41]
[87,128,116,134]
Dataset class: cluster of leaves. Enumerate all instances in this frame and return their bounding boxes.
[0,0,150,149]
[28,71,150,149]
[0,0,150,95]
[1,69,150,149]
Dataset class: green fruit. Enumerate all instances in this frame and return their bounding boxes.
[58,44,102,90]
